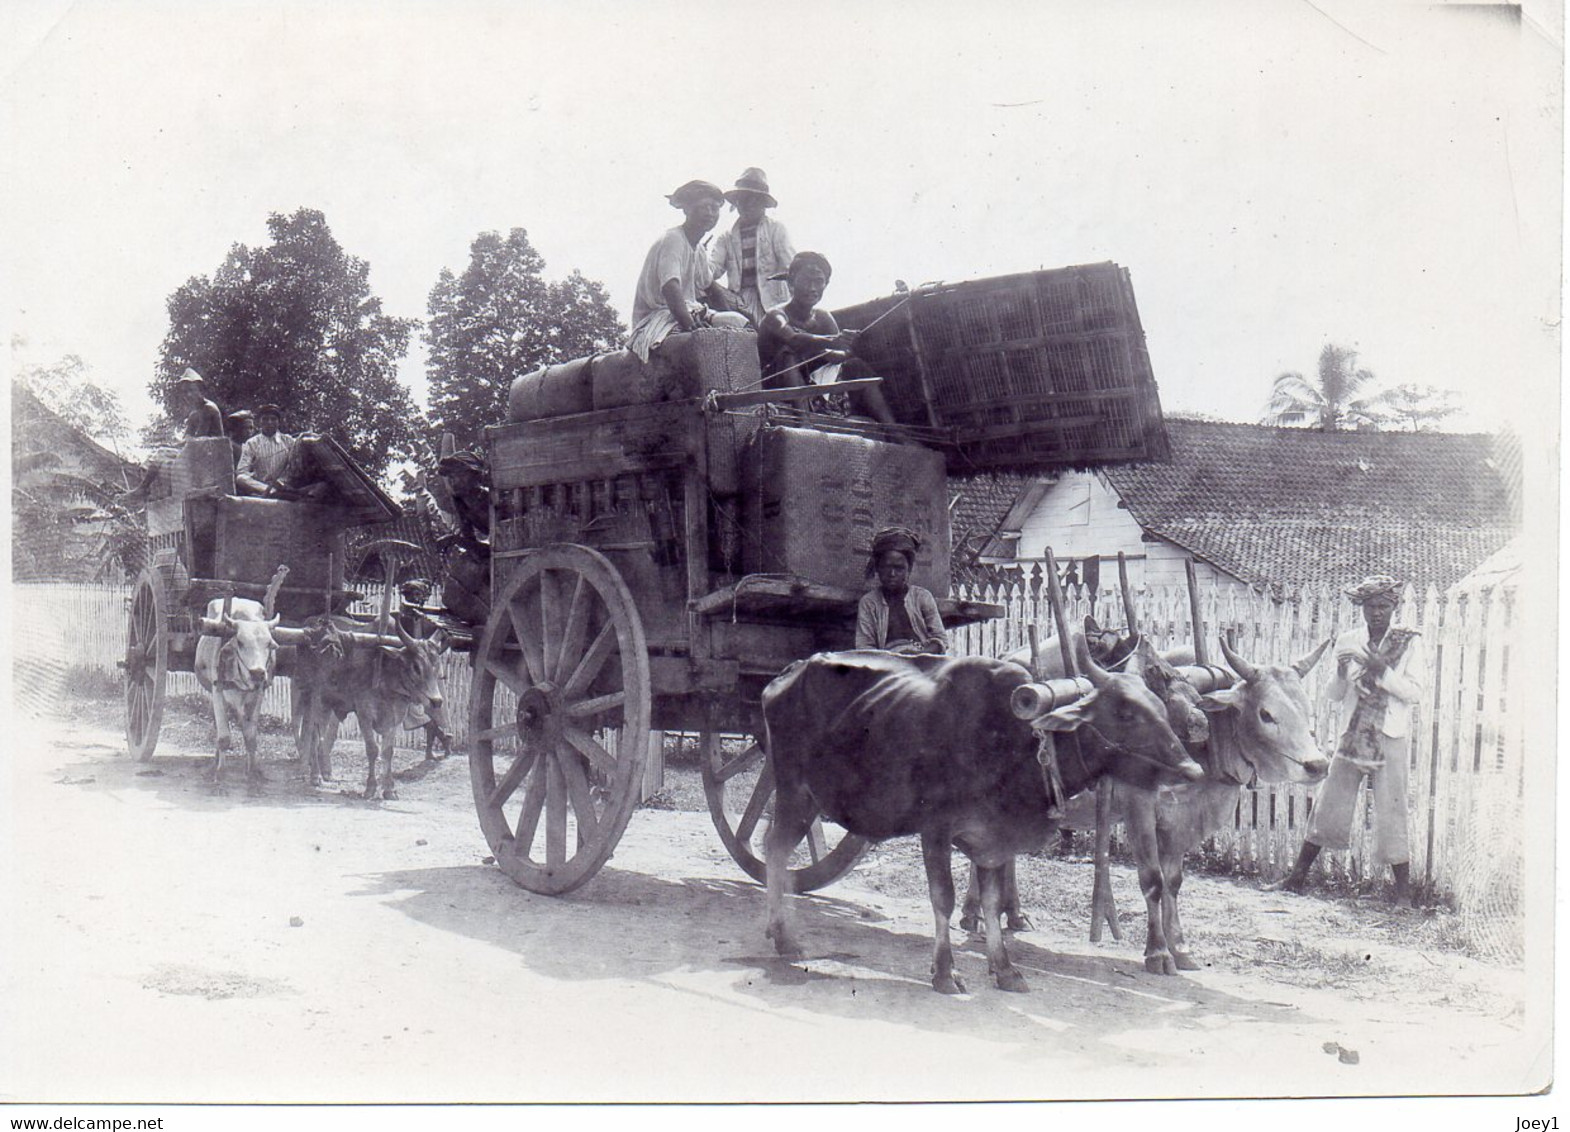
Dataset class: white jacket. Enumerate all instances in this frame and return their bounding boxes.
[1326,625,1427,739]
[709,215,795,318]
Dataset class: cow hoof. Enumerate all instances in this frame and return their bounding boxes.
[362,786,379,801]
[382,787,398,801]
[1174,952,1201,972]
[1145,953,1179,976]
[958,912,980,934]
[993,969,1030,993]
[933,972,967,995]
[1005,913,1035,933]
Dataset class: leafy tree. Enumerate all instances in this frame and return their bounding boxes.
[1367,383,1462,432]
[153,208,421,478]
[1262,344,1383,431]
[11,340,130,446]
[425,229,624,447]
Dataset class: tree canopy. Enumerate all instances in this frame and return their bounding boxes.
[153,208,421,478]
[1262,344,1382,431]
[425,228,624,447]
[12,340,130,446]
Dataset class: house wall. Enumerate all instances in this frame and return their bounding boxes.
[1010,469,1247,592]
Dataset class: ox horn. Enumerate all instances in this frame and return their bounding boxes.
[1075,634,1111,688]
[1218,636,1260,681]
[394,618,418,649]
[1293,637,1332,678]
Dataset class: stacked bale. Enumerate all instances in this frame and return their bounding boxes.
[741,424,952,597]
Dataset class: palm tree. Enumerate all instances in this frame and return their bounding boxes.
[1262,344,1383,431]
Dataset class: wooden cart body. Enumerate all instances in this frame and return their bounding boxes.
[124,436,402,760]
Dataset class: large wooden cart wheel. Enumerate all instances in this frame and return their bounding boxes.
[124,568,168,761]
[701,733,869,893]
[468,545,651,895]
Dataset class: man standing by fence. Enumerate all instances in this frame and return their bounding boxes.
[1276,574,1427,904]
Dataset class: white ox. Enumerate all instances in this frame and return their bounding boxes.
[194,597,281,783]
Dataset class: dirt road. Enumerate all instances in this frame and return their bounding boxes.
[2,707,1543,1102]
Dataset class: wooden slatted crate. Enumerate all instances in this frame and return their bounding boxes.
[833,262,1171,472]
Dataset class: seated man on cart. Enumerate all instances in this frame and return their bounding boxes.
[757,252,897,425]
[626,179,750,362]
[855,526,947,655]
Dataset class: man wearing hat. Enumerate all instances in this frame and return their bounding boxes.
[1276,574,1427,903]
[176,369,224,439]
[854,526,947,654]
[708,168,796,325]
[627,179,750,362]
[235,404,297,496]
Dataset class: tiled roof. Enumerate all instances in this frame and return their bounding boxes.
[1103,420,1515,594]
[948,471,1037,564]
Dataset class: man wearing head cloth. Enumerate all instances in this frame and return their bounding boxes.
[708,168,796,325]
[626,179,750,362]
[756,251,898,424]
[1276,574,1427,903]
[854,527,947,654]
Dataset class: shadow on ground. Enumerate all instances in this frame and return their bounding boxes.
[351,861,1316,1056]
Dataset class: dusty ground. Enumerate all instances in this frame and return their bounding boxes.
[1,696,1545,1103]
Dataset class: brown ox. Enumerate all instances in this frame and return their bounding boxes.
[760,646,1202,994]
[292,616,450,800]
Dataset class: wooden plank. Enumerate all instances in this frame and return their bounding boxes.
[708,378,884,411]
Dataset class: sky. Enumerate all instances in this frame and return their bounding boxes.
[1,0,1561,459]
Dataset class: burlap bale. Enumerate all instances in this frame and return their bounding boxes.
[506,355,597,422]
[741,425,952,596]
[592,328,761,411]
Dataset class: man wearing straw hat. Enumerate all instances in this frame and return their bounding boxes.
[175,368,224,439]
[708,167,796,325]
[1276,574,1427,904]
[626,179,750,362]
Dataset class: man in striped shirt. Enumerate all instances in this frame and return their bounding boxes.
[235,404,297,496]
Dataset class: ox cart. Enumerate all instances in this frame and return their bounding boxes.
[122,435,403,761]
[462,261,1170,897]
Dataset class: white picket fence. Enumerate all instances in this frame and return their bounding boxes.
[950,575,1525,946]
[13,577,1525,941]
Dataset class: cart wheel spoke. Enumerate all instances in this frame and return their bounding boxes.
[513,755,549,849]
[539,569,564,685]
[506,599,545,687]
[557,750,601,842]
[734,759,775,845]
[561,726,617,779]
[700,729,867,893]
[714,741,765,782]
[806,819,828,863]
[485,750,536,811]
[553,575,590,684]
[561,621,615,700]
[482,657,527,698]
[544,755,570,868]
[472,723,517,746]
[565,690,625,720]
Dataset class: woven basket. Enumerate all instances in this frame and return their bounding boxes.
[833,262,1170,472]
